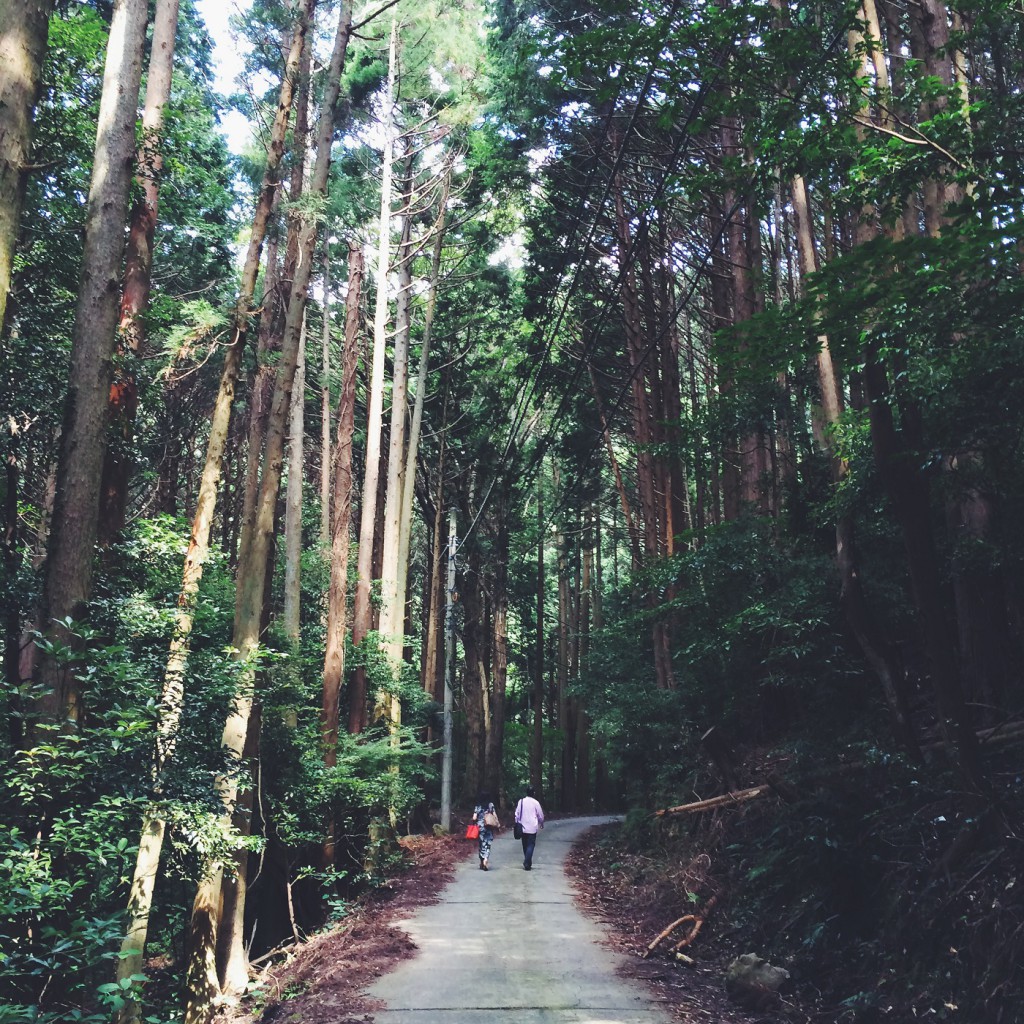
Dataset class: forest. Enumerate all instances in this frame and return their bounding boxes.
[1,0,1022,1020]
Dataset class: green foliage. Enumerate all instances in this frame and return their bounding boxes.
[582,517,862,806]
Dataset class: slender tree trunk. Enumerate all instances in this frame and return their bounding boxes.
[575,509,592,810]
[611,168,657,558]
[320,235,333,545]
[850,0,979,779]
[238,28,312,579]
[588,364,641,566]
[36,0,149,721]
[321,244,363,866]
[461,542,485,800]
[396,159,452,673]
[348,20,397,735]
[4,437,23,748]
[0,0,55,333]
[98,0,181,544]
[531,472,544,795]
[484,503,510,797]
[863,350,982,786]
[790,171,916,754]
[556,522,571,810]
[685,316,707,532]
[282,316,306,641]
[421,436,446,710]
[378,138,416,729]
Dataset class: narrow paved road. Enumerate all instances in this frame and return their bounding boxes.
[367,816,675,1024]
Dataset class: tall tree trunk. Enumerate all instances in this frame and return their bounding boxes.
[530,471,545,795]
[656,213,689,547]
[113,8,312,1014]
[319,236,333,545]
[461,542,485,800]
[556,521,572,810]
[588,364,641,566]
[282,316,306,641]
[484,501,510,798]
[790,171,916,753]
[862,348,982,787]
[0,0,55,333]
[36,0,149,721]
[396,158,452,676]
[421,434,446,710]
[98,0,181,544]
[574,509,592,810]
[4,435,23,748]
[238,26,312,579]
[184,2,354,1017]
[321,244,363,867]
[348,19,397,735]
[611,168,657,558]
[378,138,416,730]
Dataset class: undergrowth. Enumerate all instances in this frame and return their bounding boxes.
[592,745,1022,1024]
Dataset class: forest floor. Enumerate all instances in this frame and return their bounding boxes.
[240,828,475,1024]
[240,818,769,1024]
[566,823,772,1024]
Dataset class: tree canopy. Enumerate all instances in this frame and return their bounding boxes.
[1,0,1022,1020]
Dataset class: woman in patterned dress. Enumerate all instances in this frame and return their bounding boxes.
[472,791,498,870]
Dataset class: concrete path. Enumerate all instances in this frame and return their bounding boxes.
[367,816,675,1024]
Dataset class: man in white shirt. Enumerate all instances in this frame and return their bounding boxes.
[514,786,545,871]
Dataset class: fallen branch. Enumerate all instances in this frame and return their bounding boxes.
[671,895,718,951]
[653,786,770,818]
[644,895,719,958]
[249,939,298,967]
[656,720,1024,820]
[643,914,696,957]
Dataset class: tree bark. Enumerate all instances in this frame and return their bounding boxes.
[531,471,545,795]
[348,19,397,735]
[98,0,181,544]
[397,158,452,693]
[556,521,572,810]
[238,27,312,579]
[37,0,149,721]
[320,236,333,545]
[421,436,446,711]
[588,363,641,567]
[378,137,416,730]
[282,316,306,641]
[321,244,363,866]
[574,509,592,810]
[0,0,55,333]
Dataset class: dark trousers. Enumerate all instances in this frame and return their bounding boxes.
[521,832,537,867]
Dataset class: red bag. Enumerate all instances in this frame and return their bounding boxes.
[465,824,480,840]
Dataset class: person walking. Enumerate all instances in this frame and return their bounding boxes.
[514,786,545,870]
[472,791,499,870]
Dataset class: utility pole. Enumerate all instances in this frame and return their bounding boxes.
[441,509,457,830]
